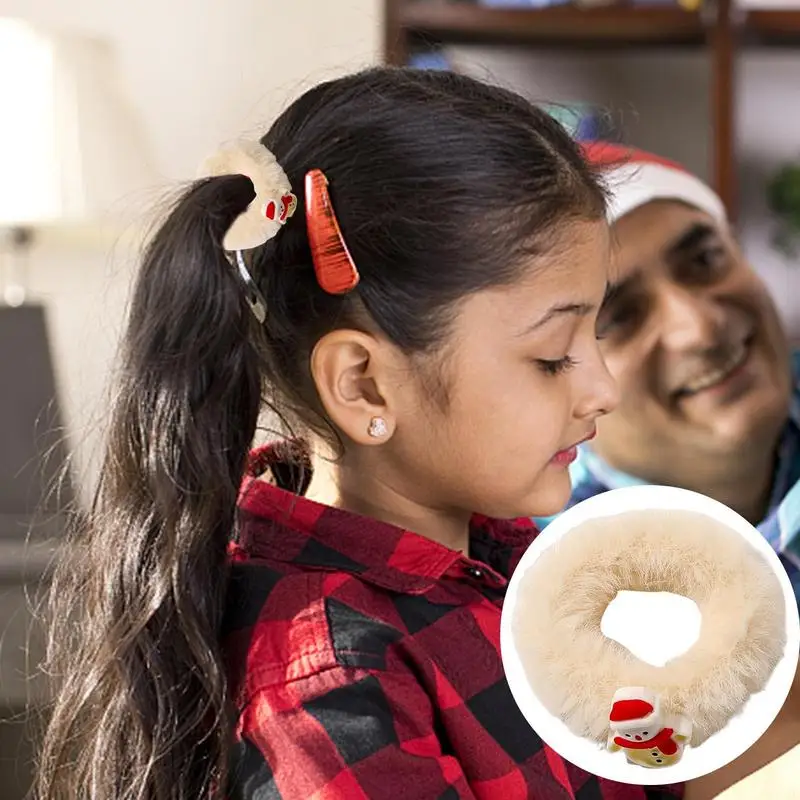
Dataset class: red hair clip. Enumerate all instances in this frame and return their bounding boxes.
[304,169,360,295]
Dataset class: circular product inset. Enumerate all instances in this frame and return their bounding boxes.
[501,486,800,785]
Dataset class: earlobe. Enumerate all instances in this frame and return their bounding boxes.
[310,330,395,445]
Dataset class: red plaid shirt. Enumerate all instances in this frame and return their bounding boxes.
[222,447,685,799]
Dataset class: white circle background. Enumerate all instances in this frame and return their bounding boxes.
[501,485,800,785]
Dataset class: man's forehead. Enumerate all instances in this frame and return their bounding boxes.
[610,201,723,277]
[614,199,720,242]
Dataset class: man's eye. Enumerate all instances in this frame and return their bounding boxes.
[596,302,642,339]
[679,247,729,283]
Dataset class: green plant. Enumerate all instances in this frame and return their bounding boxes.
[767,163,800,259]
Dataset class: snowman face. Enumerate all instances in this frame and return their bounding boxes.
[617,726,653,742]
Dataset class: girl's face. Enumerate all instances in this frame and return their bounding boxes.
[386,218,618,521]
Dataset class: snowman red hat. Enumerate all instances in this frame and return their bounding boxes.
[608,687,661,734]
[582,141,727,226]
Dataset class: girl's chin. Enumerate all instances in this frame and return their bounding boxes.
[521,470,573,520]
[473,467,572,521]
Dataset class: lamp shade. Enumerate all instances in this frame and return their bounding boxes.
[0,18,158,227]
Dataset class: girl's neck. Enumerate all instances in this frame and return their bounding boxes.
[305,452,471,554]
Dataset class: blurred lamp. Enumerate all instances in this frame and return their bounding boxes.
[0,19,156,541]
[0,18,157,303]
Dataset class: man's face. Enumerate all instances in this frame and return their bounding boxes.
[592,200,792,483]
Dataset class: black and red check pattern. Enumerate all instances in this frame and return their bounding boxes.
[223,446,685,799]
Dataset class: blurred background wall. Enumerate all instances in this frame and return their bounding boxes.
[0,0,384,502]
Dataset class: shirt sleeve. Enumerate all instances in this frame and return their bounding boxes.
[227,666,477,799]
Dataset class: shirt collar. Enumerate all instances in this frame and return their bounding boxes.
[769,350,800,511]
[235,443,532,595]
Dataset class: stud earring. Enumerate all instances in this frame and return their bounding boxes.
[367,416,389,438]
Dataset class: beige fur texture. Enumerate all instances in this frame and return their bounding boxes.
[512,509,787,747]
[197,140,293,251]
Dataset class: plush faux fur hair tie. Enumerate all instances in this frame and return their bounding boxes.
[513,508,786,748]
[197,140,297,252]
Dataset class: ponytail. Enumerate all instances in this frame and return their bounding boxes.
[37,175,262,800]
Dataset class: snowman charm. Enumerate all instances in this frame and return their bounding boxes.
[607,687,692,768]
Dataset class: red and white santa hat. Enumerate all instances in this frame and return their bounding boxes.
[608,686,662,733]
[582,141,727,226]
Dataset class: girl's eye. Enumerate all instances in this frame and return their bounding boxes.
[536,355,578,376]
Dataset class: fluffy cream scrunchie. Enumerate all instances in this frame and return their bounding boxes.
[197,140,297,251]
[513,508,786,747]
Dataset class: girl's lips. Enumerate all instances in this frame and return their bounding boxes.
[550,429,596,466]
[551,446,578,466]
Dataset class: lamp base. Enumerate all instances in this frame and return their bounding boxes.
[1,225,34,307]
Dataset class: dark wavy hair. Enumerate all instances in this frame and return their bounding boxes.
[36,67,607,800]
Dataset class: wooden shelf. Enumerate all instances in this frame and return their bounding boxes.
[385,0,800,221]
[744,9,800,45]
[398,2,707,48]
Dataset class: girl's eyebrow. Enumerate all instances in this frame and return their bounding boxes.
[516,301,596,337]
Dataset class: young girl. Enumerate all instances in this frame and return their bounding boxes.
[37,68,683,800]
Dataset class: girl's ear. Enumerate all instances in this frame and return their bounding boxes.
[310,329,398,444]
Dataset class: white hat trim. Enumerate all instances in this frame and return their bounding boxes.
[604,162,727,225]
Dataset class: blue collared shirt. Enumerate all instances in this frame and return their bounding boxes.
[535,351,800,602]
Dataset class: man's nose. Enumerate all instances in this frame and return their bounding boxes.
[657,284,725,352]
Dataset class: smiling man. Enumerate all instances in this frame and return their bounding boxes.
[536,143,800,601]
